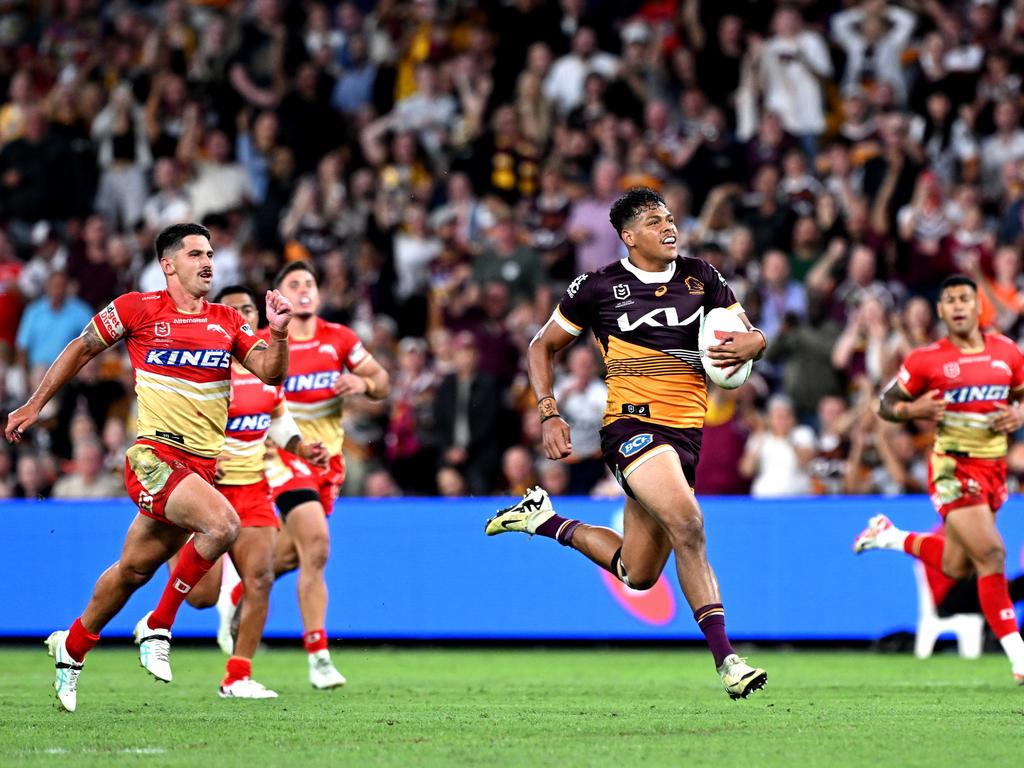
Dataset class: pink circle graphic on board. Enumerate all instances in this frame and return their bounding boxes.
[598,569,676,626]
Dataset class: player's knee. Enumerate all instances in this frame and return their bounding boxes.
[301,534,330,571]
[975,542,1006,574]
[664,511,705,549]
[118,561,155,588]
[245,567,274,597]
[207,506,241,548]
[625,574,658,591]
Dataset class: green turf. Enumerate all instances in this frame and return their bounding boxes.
[1,647,1022,767]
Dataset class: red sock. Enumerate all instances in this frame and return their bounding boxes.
[222,655,252,686]
[904,533,944,570]
[303,628,328,654]
[230,581,244,606]
[65,617,100,662]
[148,539,215,630]
[978,573,1019,639]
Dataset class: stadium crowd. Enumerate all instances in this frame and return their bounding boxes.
[1,0,1024,499]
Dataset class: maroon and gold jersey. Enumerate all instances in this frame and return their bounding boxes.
[261,317,367,457]
[91,290,265,458]
[220,366,284,485]
[897,333,1024,459]
[553,256,741,429]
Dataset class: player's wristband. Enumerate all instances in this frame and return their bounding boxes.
[269,327,288,341]
[537,396,558,420]
[750,327,767,361]
[541,413,563,423]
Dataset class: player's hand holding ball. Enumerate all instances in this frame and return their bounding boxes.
[265,289,293,333]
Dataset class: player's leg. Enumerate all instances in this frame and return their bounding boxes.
[134,474,240,682]
[219,526,278,699]
[626,450,766,699]
[944,504,1024,679]
[47,514,189,711]
[165,550,224,609]
[280,499,346,688]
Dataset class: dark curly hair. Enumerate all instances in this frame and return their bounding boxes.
[608,187,667,234]
[154,222,211,261]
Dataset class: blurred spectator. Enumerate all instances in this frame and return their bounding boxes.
[52,439,123,499]
[537,458,570,496]
[15,271,92,388]
[385,337,437,495]
[543,27,618,116]
[969,244,1021,331]
[758,250,807,340]
[436,465,467,498]
[695,386,752,496]
[364,468,402,498]
[13,453,52,499]
[67,215,117,310]
[472,211,543,303]
[433,331,501,495]
[740,395,816,498]
[0,229,22,360]
[501,445,537,496]
[830,2,916,102]
[91,83,151,231]
[567,158,623,273]
[808,395,855,495]
[553,344,606,494]
[142,157,193,231]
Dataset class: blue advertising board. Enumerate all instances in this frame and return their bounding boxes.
[2,496,1024,640]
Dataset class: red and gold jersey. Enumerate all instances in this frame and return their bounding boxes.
[91,290,265,458]
[553,256,741,429]
[262,317,367,456]
[219,366,283,486]
[897,333,1024,459]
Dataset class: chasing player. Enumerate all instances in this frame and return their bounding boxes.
[486,187,769,699]
[164,285,329,698]
[265,261,390,688]
[854,274,1024,683]
[5,223,293,711]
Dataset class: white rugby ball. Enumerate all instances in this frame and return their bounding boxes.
[699,307,753,390]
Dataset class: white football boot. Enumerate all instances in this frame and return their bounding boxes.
[718,654,768,700]
[309,650,347,689]
[219,677,279,699]
[215,586,238,656]
[484,486,555,536]
[45,630,83,712]
[133,611,172,683]
[853,514,908,554]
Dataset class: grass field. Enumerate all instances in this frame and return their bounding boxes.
[1,646,1022,767]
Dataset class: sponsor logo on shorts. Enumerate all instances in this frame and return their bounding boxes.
[285,370,340,392]
[619,433,653,458]
[145,349,232,368]
[98,303,124,339]
[942,385,1009,403]
[226,413,272,433]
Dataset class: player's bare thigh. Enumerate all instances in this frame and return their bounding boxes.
[164,473,241,542]
[627,450,706,546]
[943,503,1006,577]
[619,495,673,589]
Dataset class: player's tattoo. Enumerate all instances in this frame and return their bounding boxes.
[80,323,108,356]
[878,380,912,422]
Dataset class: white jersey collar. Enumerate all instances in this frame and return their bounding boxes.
[620,257,676,284]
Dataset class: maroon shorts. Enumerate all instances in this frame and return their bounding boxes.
[272,451,345,516]
[124,439,217,524]
[928,452,1007,519]
[599,419,701,500]
[216,478,279,529]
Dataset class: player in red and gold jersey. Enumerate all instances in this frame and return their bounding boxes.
[165,285,328,699]
[266,261,390,689]
[5,223,294,712]
[855,274,1024,684]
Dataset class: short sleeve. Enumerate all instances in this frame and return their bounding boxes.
[91,293,141,347]
[1008,343,1024,389]
[227,309,265,362]
[700,262,741,313]
[552,272,596,337]
[896,349,928,397]
[336,326,368,370]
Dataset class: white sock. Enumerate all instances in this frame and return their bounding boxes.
[999,632,1024,671]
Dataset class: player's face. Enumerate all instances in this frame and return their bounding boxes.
[937,284,979,336]
[219,291,258,327]
[621,204,677,264]
[278,269,320,318]
[163,234,214,295]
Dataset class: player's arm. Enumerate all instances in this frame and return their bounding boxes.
[528,319,578,460]
[333,355,391,401]
[876,378,945,422]
[704,311,767,377]
[241,290,292,386]
[268,401,328,467]
[5,322,108,442]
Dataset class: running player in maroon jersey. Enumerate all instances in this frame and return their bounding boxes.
[265,261,390,688]
[486,188,768,698]
[5,223,293,712]
[855,274,1024,684]
[165,285,329,699]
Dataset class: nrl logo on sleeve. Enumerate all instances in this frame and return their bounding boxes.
[566,273,589,298]
[619,433,653,457]
[612,284,631,300]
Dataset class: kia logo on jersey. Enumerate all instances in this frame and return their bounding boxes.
[616,306,703,333]
[285,370,340,392]
[145,349,231,368]
[226,414,272,432]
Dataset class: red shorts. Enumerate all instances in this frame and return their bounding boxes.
[928,452,1007,519]
[272,450,345,516]
[216,478,279,529]
[124,440,217,524]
